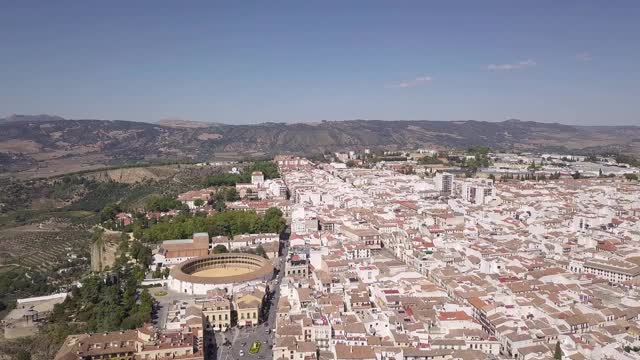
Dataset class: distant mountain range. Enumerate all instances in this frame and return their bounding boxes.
[1,114,639,177]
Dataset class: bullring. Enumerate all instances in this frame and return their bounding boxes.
[168,253,273,295]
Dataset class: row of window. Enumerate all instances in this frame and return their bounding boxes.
[240,311,258,319]
[207,313,229,321]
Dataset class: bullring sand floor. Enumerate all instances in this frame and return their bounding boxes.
[192,266,253,278]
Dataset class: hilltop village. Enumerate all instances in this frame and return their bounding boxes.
[3,150,640,360]
[268,153,640,360]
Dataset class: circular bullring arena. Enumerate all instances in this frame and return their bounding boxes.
[168,253,273,295]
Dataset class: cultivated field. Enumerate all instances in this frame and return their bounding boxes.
[0,222,91,271]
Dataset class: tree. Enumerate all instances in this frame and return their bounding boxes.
[264,207,285,234]
[130,240,152,267]
[14,212,27,223]
[136,208,286,243]
[139,289,154,317]
[224,188,239,201]
[244,161,280,180]
[132,225,144,240]
[554,341,562,359]
[417,155,443,165]
[91,228,105,244]
[468,146,490,155]
[162,267,170,279]
[264,207,283,220]
[203,161,279,186]
[149,196,180,212]
[214,199,227,212]
[624,173,638,181]
[145,196,182,212]
[203,173,243,186]
[213,244,229,254]
[99,204,119,222]
[15,350,31,360]
[615,154,640,167]
[193,199,205,207]
[255,244,267,258]
[117,235,129,256]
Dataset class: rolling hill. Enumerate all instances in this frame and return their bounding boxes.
[1,115,639,177]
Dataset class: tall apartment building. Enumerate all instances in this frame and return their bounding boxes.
[461,179,496,204]
[435,172,454,195]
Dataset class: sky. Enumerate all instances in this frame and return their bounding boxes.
[1,1,639,125]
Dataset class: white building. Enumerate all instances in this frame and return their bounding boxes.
[460,179,495,204]
[583,258,640,284]
[251,171,265,185]
[435,172,454,195]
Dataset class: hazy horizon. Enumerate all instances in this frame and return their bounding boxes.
[4,113,640,127]
[1,1,639,125]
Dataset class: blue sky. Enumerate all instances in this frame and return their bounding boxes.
[1,1,639,125]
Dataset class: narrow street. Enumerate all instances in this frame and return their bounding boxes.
[208,227,289,360]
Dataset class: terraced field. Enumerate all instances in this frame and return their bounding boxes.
[0,223,91,271]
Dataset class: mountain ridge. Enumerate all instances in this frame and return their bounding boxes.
[1,114,639,177]
[4,114,639,128]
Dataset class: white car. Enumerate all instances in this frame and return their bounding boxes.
[240,350,244,357]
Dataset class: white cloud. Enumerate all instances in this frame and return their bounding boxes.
[390,76,433,88]
[576,52,592,62]
[487,59,536,71]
